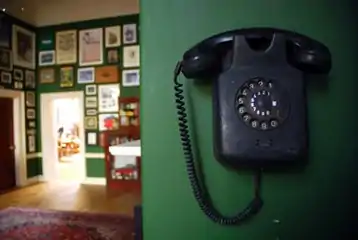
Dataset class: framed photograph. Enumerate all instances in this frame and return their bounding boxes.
[39,50,55,66]
[39,68,55,83]
[0,48,12,71]
[56,30,77,64]
[85,84,97,95]
[123,45,140,68]
[25,70,35,88]
[85,96,97,108]
[98,84,120,112]
[60,67,74,87]
[123,24,137,44]
[122,69,140,87]
[1,71,11,84]
[28,135,36,153]
[98,113,119,131]
[95,66,119,83]
[13,68,23,81]
[28,121,36,128]
[105,26,121,48]
[26,91,35,107]
[26,108,36,119]
[12,25,36,69]
[14,81,23,89]
[107,49,118,64]
[27,129,36,135]
[87,132,97,145]
[0,14,10,48]
[78,67,95,84]
[84,116,97,130]
[79,28,103,66]
[86,109,97,116]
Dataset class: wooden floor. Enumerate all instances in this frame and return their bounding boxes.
[0,181,141,217]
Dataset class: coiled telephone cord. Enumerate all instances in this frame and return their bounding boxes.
[173,61,263,226]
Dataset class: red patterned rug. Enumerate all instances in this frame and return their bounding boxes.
[0,207,134,240]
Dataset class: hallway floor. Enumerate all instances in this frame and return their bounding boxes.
[58,154,84,181]
[0,182,141,217]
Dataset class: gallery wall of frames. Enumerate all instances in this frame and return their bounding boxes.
[36,14,140,178]
[0,13,40,178]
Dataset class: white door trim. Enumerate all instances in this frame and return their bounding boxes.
[0,89,27,187]
[40,91,87,182]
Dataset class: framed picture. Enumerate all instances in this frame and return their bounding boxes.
[28,135,36,152]
[26,91,35,107]
[28,121,36,128]
[122,69,140,87]
[27,129,36,135]
[105,26,121,48]
[98,113,119,131]
[84,116,97,130]
[85,96,97,108]
[56,30,77,64]
[95,66,119,83]
[60,67,74,87]
[1,71,11,84]
[0,14,10,48]
[0,48,12,71]
[13,68,23,81]
[26,108,36,119]
[98,84,120,112]
[107,49,118,64]
[87,132,97,145]
[123,45,140,68]
[85,84,97,95]
[39,50,55,66]
[14,81,23,89]
[39,68,55,83]
[78,67,95,84]
[86,109,97,116]
[123,24,137,44]
[79,28,103,66]
[25,70,35,88]
[12,25,36,69]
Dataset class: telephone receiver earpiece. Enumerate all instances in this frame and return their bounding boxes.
[181,51,220,79]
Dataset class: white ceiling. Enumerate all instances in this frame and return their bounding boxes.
[1,0,139,26]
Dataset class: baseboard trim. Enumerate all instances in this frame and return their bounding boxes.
[26,152,42,159]
[86,153,105,159]
[25,175,44,185]
[82,177,106,185]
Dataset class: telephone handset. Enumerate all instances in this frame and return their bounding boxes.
[173,28,331,225]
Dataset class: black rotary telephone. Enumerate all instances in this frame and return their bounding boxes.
[173,27,332,225]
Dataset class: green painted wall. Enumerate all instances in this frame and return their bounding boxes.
[141,1,357,239]
[36,15,139,177]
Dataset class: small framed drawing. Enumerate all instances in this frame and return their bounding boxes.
[78,67,95,84]
[98,113,119,131]
[123,45,140,68]
[107,49,118,64]
[12,25,35,69]
[98,84,120,112]
[122,69,140,87]
[84,116,97,130]
[79,28,103,66]
[14,81,23,89]
[87,132,97,145]
[86,109,97,116]
[60,67,74,87]
[28,121,36,128]
[105,26,121,48]
[26,108,36,119]
[123,24,137,44]
[26,91,35,107]
[25,70,35,88]
[0,48,12,71]
[39,68,55,83]
[13,68,23,81]
[28,135,36,152]
[85,84,97,95]
[1,71,12,84]
[39,50,55,66]
[85,96,97,108]
[56,30,77,64]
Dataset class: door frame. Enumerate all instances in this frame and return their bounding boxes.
[40,91,87,182]
[0,89,27,186]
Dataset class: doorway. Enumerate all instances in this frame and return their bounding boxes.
[41,92,86,182]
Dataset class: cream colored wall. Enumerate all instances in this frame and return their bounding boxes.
[1,0,139,26]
